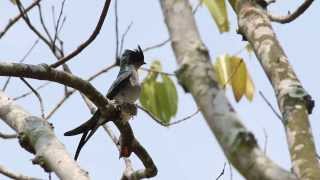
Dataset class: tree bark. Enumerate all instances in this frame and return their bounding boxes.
[159,0,296,179]
[0,91,89,180]
[229,0,320,179]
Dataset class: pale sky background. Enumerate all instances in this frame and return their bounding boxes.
[0,0,319,180]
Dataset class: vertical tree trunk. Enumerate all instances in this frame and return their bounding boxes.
[229,0,320,179]
[159,0,296,179]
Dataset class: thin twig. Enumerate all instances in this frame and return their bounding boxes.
[0,0,41,39]
[258,91,282,121]
[45,91,72,120]
[2,39,39,91]
[262,127,268,154]
[139,67,175,76]
[50,0,112,68]
[20,78,45,119]
[137,105,200,127]
[53,0,66,50]
[143,38,170,52]
[0,164,42,180]
[192,0,204,14]
[16,0,63,56]
[102,124,133,171]
[0,132,17,139]
[268,0,314,24]
[119,22,133,55]
[45,63,116,119]
[37,3,53,45]
[13,82,50,101]
[228,161,233,180]
[114,0,119,58]
[216,163,226,180]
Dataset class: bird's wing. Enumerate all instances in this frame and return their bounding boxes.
[106,70,132,99]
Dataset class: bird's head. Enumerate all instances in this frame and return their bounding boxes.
[120,45,145,69]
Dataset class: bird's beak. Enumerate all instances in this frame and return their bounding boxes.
[143,62,146,65]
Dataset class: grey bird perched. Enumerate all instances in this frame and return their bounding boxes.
[64,46,145,160]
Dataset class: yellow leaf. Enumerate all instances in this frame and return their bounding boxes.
[203,0,229,33]
[230,56,246,102]
[214,54,232,88]
[245,74,255,101]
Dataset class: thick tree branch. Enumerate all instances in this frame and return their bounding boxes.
[50,0,111,68]
[0,91,89,180]
[0,132,17,139]
[268,0,314,24]
[0,62,109,113]
[160,0,297,179]
[231,0,320,179]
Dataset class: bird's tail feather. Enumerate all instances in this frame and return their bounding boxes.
[64,110,101,136]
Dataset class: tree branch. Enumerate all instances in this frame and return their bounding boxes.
[50,0,111,68]
[160,0,297,179]
[0,132,17,139]
[0,0,41,39]
[268,0,314,24]
[0,91,89,179]
[232,0,320,178]
[0,163,41,180]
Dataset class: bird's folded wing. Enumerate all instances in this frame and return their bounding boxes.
[106,70,132,99]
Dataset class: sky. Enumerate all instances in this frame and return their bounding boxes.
[0,0,319,179]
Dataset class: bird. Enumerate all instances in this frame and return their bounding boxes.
[64,46,145,160]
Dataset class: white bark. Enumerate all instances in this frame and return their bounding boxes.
[0,91,89,180]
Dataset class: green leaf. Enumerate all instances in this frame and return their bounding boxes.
[139,60,178,124]
[9,0,17,4]
[203,0,229,33]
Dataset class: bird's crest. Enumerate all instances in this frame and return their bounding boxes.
[120,45,145,66]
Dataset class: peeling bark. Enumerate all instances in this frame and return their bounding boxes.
[229,0,320,179]
[159,0,296,179]
[0,91,89,180]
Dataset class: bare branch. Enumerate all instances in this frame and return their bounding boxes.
[20,78,45,119]
[45,63,116,119]
[192,0,204,14]
[142,38,170,52]
[50,0,112,68]
[258,91,282,121]
[0,132,17,139]
[37,3,54,45]
[137,105,199,127]
[53,0,66,49]
[2,39,39,91]
[216,163,226,180]
[102,124,134,177]
[0,0,41,39]
[119,22,133,55]
[15,0,63,56]
[0,62,109,113]
[114,0,120,58]
[0,91,89,179]
[13,82,50,101]
[268,0,314,24]
[0,164,41,180]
